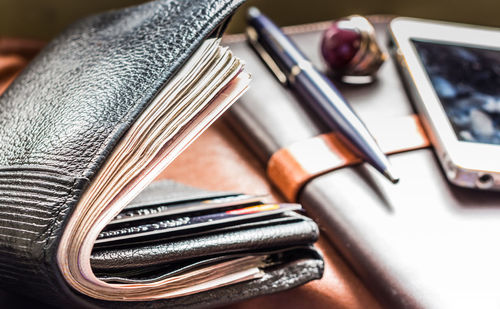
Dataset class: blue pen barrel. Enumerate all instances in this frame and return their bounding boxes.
[246,7,398,183]
[291,69,384,168]
[247,7,308,78]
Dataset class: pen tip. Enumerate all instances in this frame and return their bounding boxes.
[383,168,400,184]
[247,7,261,19]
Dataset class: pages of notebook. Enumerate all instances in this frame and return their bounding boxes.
[57,38,253,301]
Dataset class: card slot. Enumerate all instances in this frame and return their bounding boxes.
[123,193,241,211]
[95,245,316,284]
[96,204,302,245]
[104,203,259,230]
[97,255,244,284]
[92,213,306,250]
[109,194,266,226]
[122,179,238,211]
[90,215,318,270]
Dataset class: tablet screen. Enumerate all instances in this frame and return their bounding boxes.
[412,39,500,145]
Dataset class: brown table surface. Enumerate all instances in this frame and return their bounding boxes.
[0,38,381,309]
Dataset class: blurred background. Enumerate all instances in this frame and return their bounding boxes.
[0,0,499,39]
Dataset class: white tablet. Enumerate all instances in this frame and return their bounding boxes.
[390,17,500,190]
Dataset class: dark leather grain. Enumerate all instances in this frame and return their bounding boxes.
[0,0,250,307]
[0,1,326,307]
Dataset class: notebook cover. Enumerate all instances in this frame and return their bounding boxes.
[226,17,500,308]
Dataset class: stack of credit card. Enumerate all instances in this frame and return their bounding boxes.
[95,193,303,246]
[89,181,321,291]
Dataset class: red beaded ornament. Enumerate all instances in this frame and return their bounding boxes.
[320,15,386,81]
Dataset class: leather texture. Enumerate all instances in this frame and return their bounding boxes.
[0,0,268,307]
[227,16,500,309]
[0,1,326,307]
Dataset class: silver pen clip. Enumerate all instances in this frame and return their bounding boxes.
[246,26,288,85]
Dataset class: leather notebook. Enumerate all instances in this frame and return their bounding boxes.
[226,17,500,309]
[0,1,323,308]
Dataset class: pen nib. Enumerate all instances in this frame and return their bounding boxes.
[383,167,400,184]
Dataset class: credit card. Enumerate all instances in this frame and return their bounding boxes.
[92,214,304,250]
[96,203,301,244]
[110,194,266,225]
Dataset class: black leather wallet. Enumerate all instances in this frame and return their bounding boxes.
[0,1,323,308]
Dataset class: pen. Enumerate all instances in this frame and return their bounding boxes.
[246,7,399,184]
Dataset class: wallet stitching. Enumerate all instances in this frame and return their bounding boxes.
[40,176,78,251]
[0,165,73,177]
[39,176,90,299]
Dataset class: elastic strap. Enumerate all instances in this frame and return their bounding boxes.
[267,115,430,201]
